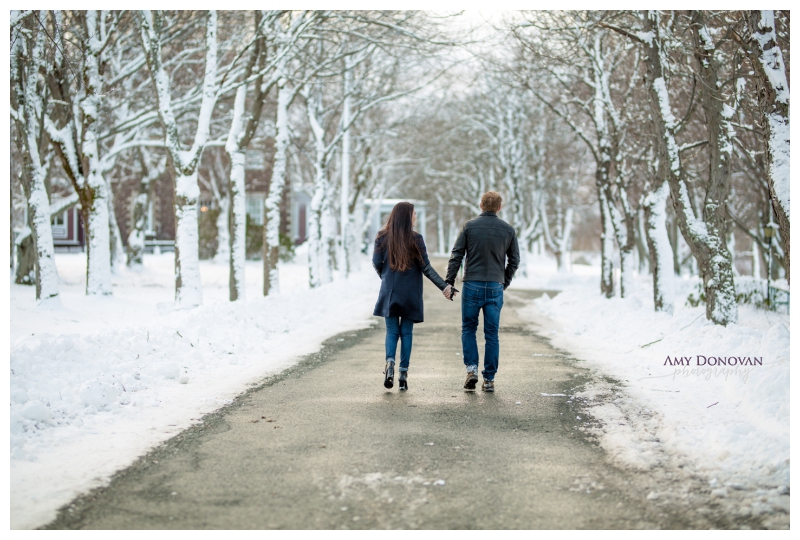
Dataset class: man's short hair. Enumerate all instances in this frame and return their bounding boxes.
[480,191,503,213]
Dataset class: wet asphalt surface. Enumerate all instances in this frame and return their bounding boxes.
[43,259,767,529]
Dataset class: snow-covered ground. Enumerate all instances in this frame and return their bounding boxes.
[8,247,791,528]
[9,245,377,529]
[513,254,790,521]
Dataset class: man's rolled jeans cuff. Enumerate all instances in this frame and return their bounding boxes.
[466,365,478,374]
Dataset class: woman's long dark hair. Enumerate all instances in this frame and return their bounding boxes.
[377,202,422,272]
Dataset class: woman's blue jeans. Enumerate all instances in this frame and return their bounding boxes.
[385,316,414,372]
[461,281,504,381]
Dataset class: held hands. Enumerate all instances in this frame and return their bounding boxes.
[443,285,459,301]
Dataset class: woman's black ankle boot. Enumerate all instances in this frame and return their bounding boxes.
[384,361,395,389]
[399,371,408,391]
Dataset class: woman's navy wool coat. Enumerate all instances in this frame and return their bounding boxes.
[372,233,447,323]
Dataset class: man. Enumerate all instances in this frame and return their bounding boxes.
[443,191,520,392]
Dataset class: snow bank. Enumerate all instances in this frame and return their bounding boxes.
[514,254,789,511]
[10,247,377,529]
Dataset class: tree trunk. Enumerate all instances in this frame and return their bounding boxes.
[79,133,114,296]
[28,179,61,302]
[598,187,615,297]
[308,186,325,288]
[746,10,790,284]
[340,63,353,279]
[214,195,230,263]
[223,12,266,300]
[643,180,675,313]
[227,149,247,300]
[558,208,574,273]
[307,143,332,288]
[618,241,634,298]
[126,191,148,266]
[636,208,651,274]
[642,10,737,325]
[691,11,738,322]
[14,224,36,285]
[447,207,458,252]
[437,202,446,254]
[752,236,762,278]
[173,171,203,308]
[12,12,61,304]
[139,10,219,308]
[127,152,158,267]
[263,79,291,296]
[106,177,125,272]
[729,230,739,276]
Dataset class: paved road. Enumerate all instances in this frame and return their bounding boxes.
[45,260,751,529]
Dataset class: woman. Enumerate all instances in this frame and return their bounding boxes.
[372,202,454,391]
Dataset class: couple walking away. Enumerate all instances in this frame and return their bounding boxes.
[372,191,520,392]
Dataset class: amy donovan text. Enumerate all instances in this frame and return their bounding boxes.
[664,355,763,366]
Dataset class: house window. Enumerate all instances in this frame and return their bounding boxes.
[246,194,265,225]
[51,211,68,239]
[245,149,265,170]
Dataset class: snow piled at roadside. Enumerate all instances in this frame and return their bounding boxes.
[513,256,789,511]
[10,248,376,529]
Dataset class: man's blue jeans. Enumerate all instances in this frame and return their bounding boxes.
[461,281,504,381]
[385,317,414,372]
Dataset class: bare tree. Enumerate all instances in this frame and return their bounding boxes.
[10,11,60,304]
[513,13,642,297]
[741,10,790,283]
[127,147,164,266]
[39,10,128,296]
[138,10,222,308]
[606,11,739,324]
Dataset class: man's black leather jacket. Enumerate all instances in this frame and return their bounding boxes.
[445,212,520,289]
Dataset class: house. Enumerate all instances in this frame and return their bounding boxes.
[243,186,311,245]
[51,205,85,253]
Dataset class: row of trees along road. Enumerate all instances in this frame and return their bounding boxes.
[11,10,788,326]
[10,10,450,307]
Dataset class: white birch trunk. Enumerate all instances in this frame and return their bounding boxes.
[348,198,364,272]
[618,232,634,298]
[307,187,325,288]
[642,181,675,313]
[598,188,615,297]
[127,152,160,267]
[541,200,573,274]
[728,231,739,276]
[448,208,459,254]
[39,10,114,296]
[263,78,291,296]
[322,192,338,280]
[106,178,125,272]
[748,10,790,283]
[127,192,147,267]
[174,172,203,308]
[752,238,762,278]
[139,10,218,309]
[304,80,335,288]
[437,205,446,254]
[642,10,737,325]
[215,196,230,264]
[28,178,60,304]
[224,82,249,300]
[13,16,61,304]
[636,208,651,274]
[340,64,353,278]
[558,208,574,273]
[82,132,113,296]
[227,150,247,300]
